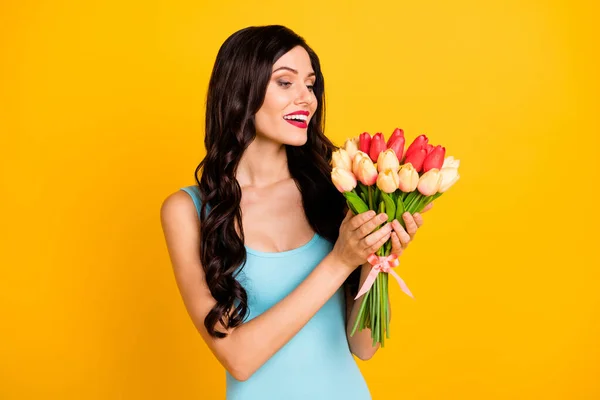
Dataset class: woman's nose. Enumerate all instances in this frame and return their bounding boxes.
[295,85,313,105]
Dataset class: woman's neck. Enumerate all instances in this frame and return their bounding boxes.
[236,137,292,188]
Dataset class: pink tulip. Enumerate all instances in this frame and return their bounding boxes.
[422,145,446,172]
[369,133,386,162]
[398,163,419,192]
[331,167,357,192]
[377,169,401,193]
[417,169,443,196]
[403,149,427,172]
[355,157,378,186]
[359,132,372,154]
[352,151,370,176]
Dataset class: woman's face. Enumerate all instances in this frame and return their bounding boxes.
[254,46,318,146]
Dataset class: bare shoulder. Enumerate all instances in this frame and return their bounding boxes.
[160,189,198,223]
[160,189,202,263]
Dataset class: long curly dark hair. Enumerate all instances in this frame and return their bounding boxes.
[194,25,358,338]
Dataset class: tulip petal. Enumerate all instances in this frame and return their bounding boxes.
[386,128,404,148]
[404,134,428,161]
[359,132,372,154]
[422,145,446,172]
[369,133,386,162]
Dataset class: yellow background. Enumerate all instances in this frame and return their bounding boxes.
[1,0,599,399]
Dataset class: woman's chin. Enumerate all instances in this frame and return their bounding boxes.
[286,135,308,147]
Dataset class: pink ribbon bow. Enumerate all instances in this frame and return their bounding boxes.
[354,253,414,300]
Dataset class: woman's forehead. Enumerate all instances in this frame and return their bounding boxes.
[272,46,313,74]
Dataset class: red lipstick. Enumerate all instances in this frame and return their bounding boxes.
[283,110,310,129]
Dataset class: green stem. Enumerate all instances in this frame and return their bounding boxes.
[351,290,369,336]
[384,272,390,339]
[373,274,379,346]
[379,274,385,347]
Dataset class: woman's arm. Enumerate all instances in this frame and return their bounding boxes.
[160,191,359,382]
[344,263,391,360]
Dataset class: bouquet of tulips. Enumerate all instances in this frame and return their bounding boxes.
[331,128,460,347]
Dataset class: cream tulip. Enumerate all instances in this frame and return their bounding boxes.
[377,169,401,193]
[438,167,460,193]
[332,148,352,171]
[417,168,443,196]
[397,163,419,192]
[331,167,357,192]
[343,138,360,161]
[442,156,460,169]
[376,149,400,173]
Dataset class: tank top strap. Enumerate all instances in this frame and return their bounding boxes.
[179,185,209,219]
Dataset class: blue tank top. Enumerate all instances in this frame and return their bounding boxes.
[180,185,371,400]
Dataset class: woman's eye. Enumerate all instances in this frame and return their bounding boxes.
[307,84,315,92]
[277,80,292,88]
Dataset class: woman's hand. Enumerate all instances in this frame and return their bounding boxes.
[332,209,392,272]
[389,202,434,256]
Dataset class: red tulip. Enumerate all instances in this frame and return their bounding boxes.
[404,134,429,162]
[403,149,427,172]
[359,132,372,154]
[387,128,405,160]
[386,128,404,148]
[388,136,405,160]
[425,143,434,156]
[369,132,386,162]
[422,145,446,172]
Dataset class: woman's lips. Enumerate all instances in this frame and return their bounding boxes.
[284,119,308,129]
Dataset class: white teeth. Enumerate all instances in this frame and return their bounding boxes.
[284,114,308,122]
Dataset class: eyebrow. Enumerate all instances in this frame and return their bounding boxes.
[272,66,316,78]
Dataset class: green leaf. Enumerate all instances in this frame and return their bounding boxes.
[405,191,422,213]
[395,195,406,221]
[358,182,368,195]
[343,191,369,215]
[404,190,419,205]
[373,187,381,208]
[381,192,396,223]
[414,195,428,213]
[417,192,443,212]
[360,191,368,204]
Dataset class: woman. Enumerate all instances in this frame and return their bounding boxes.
[160,25,431,399]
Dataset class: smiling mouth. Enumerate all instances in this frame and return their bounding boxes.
[283,115,309,129]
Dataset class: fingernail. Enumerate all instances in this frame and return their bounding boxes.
[379,214,387,221]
